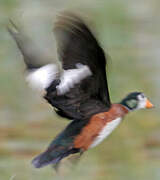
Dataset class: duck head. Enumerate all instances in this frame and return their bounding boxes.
[120,92,154,111]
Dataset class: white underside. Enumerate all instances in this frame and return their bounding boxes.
[90,117,122,148]
[26,63,92,95]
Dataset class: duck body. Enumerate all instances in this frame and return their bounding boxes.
[74,104,128,150]
[32,104,128,168]
[8,12,153,170]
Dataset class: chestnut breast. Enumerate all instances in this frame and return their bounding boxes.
[74,104,128,150]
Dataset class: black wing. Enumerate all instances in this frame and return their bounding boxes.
[45,13,111,120]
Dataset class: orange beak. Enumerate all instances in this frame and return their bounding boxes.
[145,99,154,109]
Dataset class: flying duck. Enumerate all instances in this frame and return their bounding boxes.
[8,12,153,170]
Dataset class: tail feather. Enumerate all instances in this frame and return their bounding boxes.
[32,147,80,169]
[32,151,62,168]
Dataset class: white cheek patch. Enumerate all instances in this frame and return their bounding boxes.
[137,95,147,109]
[26,64,59,91]
[90,117,122,148]
[137,98,147,109]
[56,63,92,95]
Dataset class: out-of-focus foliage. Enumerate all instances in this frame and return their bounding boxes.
[0,0,160,179]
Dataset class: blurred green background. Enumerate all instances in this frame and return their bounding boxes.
[0,0,160,179]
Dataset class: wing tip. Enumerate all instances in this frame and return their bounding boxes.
[54,11,88,36]
[7,19,20,39]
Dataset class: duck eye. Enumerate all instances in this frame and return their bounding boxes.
[126,99,137,108]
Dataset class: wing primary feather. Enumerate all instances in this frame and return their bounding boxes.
[7,19,51,69]
[53,12,111,107]
[44,12,111,120]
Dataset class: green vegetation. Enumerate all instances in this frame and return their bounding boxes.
[0,0,160,179]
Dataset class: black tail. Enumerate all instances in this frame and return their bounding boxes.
[7,20,51,69]
[32,146,80,169]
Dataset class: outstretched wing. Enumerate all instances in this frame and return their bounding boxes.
[8,13,111,121]
[54,13,110,106]
[45,13,111,120]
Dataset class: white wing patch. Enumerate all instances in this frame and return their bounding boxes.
[56,63,92,95]
[90,118,122,148]
[26,64,58,91]
[25,63,91,95]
